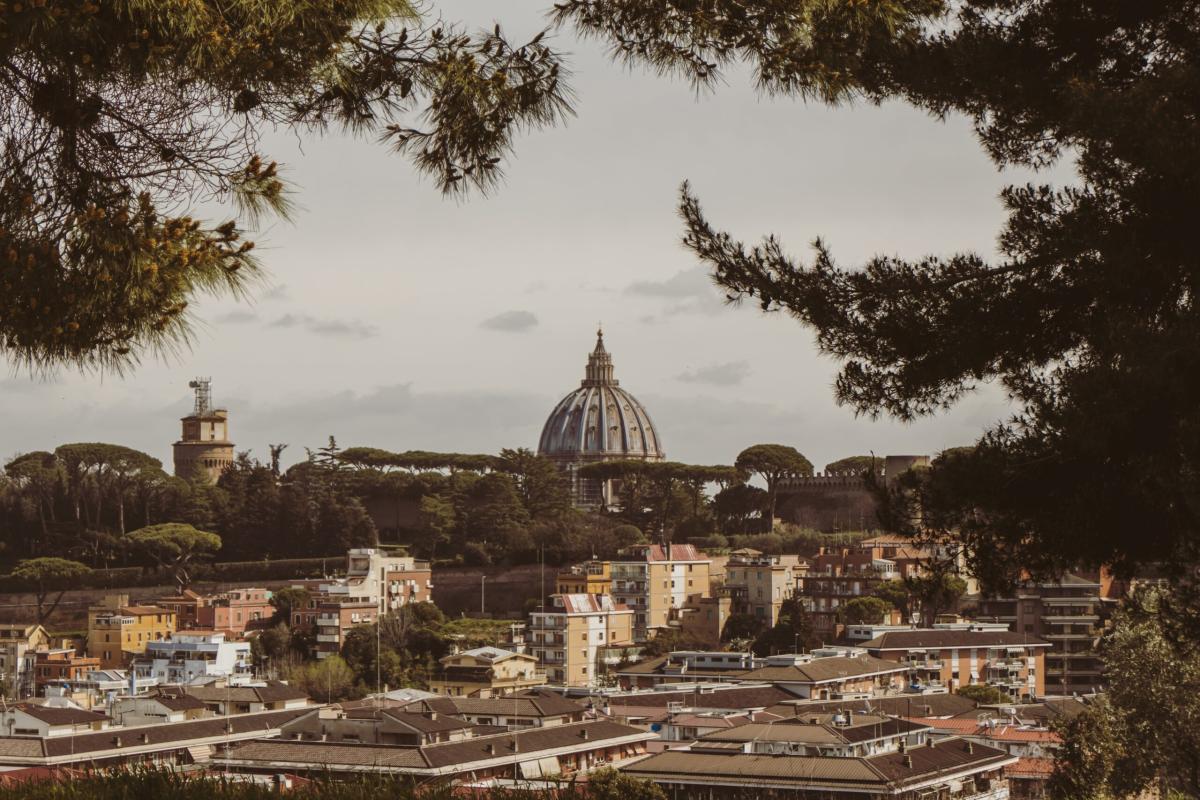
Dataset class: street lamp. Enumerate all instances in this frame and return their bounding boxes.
[481,575,487,616]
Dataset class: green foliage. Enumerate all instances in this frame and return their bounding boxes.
[721,613,766,643]
[11,556,90,624]
[581,768,667,800]
[1050,587,1200,798]
[284,655,359,704]
[556,0,1200,590]
[823,456,881,477]
[751,595,819,657]
[955,684,1011,706]
[837,596,892,626]
[735,444,812,531]
[904,570,967,627]
[271,587,311,626]
[872,579,913,622]
[127,522,222,590]
[1,2,572,370]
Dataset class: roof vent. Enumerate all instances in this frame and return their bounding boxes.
[966,742,974,754]
[485,744,494,754]
[140,733,150,744]
[113,736,122,747]
[580,729,589,740]
[903,755,913,768]
[898,740,907,753]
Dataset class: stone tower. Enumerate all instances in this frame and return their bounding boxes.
[173,378,235,483]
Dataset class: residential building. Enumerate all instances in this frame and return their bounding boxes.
[0,708,309,769]
[528,593,634,687]
[180,682,309,716]
[32,649,101,696]
[721,549,799,626]
[677,589,734,647]
[430,647,546,697]
[86,595,175,669]
[862,629,1051,700]
[111,693,210,726]
[978,573,1109,694]
[610,544,712,641]
[132,630,252,685]
[407,690,588,729]
[0,626,50,700]
[736,654,910,699]
[555,560,612,597]
[296,548,432,618]
[312,599,377,660]
[218,719,657,782]
[622,714,1016,800]
[615,651,759,690]
[282,705,476,747]
[158,588,274,634]
[801,540,930,637]
[0,704,109,737]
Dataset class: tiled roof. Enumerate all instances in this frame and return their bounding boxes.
[906,717,1062,743]
[778,693,978,719]
[739,655,907,684]
[410,691,584,720]
[606,685,798,710]
[221,720,653,775]
[183,681,307,704]
[1007,756,1055,778]
[699,716,927,746]
[0,708,311,764]
[12,705,107,726]
[862,630,1050,650]
[867,738,1015,783]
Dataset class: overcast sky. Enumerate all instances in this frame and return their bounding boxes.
[0,2,1052,472]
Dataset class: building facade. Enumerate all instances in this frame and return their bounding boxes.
[528,593,634,687]
[722,549,799,626]
[87,596,176,669]
[610,544,712,641]
[0,625,49,699]
[430,648,547,697]
[132,630,252,685]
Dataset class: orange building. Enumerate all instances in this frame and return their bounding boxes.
[34,648,102,693]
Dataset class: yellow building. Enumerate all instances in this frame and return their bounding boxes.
[87,595,176,669]
[723,549,799,626]
[554,560,612,597]
[529,594,634,688]
[611,544,712,641]
[430,647,547,698]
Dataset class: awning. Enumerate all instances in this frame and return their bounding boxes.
[518,756,562,779]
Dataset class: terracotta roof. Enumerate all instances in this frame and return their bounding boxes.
[1007,756,1055,778]
[147,694,207,712]
[862,630,1050,650]
[739,655,907,684]
[700,716,927,746]
[867,737,1015,783]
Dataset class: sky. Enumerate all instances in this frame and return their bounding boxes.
[0,1,1056,473]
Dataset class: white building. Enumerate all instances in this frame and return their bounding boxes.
[306,548,432,615]
[132,631,251,686]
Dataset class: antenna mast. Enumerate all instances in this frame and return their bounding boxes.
[188,378,213,416]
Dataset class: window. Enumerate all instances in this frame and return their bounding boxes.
[581,633,587,641]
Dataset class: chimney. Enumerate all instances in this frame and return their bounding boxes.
[113,736,122,747]
[967,742,974,754]
[846,710,853,724]
[898,740,906,753]
[426,711,437,721]
[580,729,589,740]
[903,755,913,768]
[140,733,150,744]
[485,743,494,755]
[509,740,519,752]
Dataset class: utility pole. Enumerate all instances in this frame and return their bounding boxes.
[481,575,487,616]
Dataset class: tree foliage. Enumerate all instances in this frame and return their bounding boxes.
[1,1,572,370]
[554,0,1200,591]
[751,595,819,656]
[1050,587,1200,799]
[127,522,221,590]
[11,556,90,624]
[837,595,892,626]
[735,444,812,531]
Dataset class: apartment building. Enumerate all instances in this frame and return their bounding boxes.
[802,540,929,635]
[132,630,252,685]
[978,573,1110,695]
[862,629,1051,700]
[0,625,49,699]
[555,560,613,597]
[298,548,432,615]
[32,649,101,696]
[312,598,378,660]
[722,549,799,626]
[610,544,711,641]
[158,588,274,634]
[86,595,176,669]
[431,647,547,698]
[528,593,634,687]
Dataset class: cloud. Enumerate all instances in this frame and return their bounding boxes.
[624,267,726,316]
[480,310,539,333]
[214,310,259,324]
[676,361,752,387]
[269,314,377,339]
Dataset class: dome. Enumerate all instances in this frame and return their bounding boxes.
[537,330,665,461]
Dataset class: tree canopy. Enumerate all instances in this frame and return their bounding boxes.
[735,444,812,531]
[11,556,90,624]
[128,522,222,590]
[1,1,571,371]
[553,0,1200,591]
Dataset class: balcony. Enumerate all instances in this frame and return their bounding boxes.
[315,615,340,626]
[316,634,340,643]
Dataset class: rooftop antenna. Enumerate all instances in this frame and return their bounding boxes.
[188,378,213,416]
